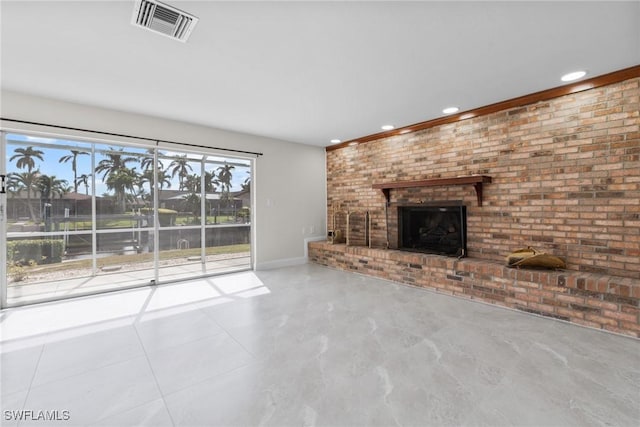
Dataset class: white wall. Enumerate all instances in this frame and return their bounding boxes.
[0,90,327,269]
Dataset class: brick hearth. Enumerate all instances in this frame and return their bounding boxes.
[309,241,640,337]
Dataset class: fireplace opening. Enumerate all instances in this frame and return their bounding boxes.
[398,205,467,257]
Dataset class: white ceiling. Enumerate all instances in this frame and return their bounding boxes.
[1,1,639,147]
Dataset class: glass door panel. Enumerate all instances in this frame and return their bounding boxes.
[5,135,98,303]
[155,152,205,281]
[92,144,154,289]
[203,158,251,274]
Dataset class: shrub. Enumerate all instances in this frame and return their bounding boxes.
[8,263,28,282]
[7,239,64,265]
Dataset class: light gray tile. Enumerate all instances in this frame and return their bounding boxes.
[0,390,29,427]
[164,363,271,426]
[90,398,173,427]
[146,332,254,395]
[32,325,144,387]
[135,308,223,353]
[0,345,42,396]
[22,356,162,426]
[199,294,287,329]
[477,336,640,425]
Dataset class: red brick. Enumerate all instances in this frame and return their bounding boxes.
[557,307,584,319]
[602,310,638,323]
[528,302,555,313]
[583,299,619,311]
[603,325,640,338]
[557,294,585,305]
[572,318,602,329]
[619,321,640,333]
[585,314,619,327]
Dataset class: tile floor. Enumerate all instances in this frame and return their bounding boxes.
[1,263,638,426]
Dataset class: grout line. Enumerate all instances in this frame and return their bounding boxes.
[157,360,258,404]
[197,307,259,360]
[132,326,177,427]
[16,327,149,390]
[15,343,45,427]
[126,285,177,426]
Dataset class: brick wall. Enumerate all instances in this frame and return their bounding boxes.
[326,78,640,279]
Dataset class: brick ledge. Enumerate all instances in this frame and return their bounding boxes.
[308,241,640,338]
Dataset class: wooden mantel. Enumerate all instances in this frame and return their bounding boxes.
[372,175,492,206]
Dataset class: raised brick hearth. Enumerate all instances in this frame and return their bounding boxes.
[309,241,640,337]
[314,74,640,337]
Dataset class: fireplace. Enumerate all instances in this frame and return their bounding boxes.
[398,205,467,257]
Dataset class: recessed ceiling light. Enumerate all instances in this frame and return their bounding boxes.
[330,139,341,144]
[381,125,394,131]
[442,107,459,114]
[561,70,587,82]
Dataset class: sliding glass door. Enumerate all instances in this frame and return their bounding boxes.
[203,157,252,275]
[155,152,252,283]
[1,131,253,307]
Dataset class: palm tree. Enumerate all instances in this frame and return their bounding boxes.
[204,171,219,193]
[36,175,70,231]
[168,155,192,190]
[241,172,251,192]
[182,193,201,223]
[140,168,171,207]
[36,175,69,201]
[59,150,89,193]
[60,184,73,197]
[105,167,140,212]
[182,173,201,194]
[135,187,150,205]
[216,164,235,212]
[141,148,164,172]
[5,174,20,197]
[9,171,41,222]
[216,164,235,193]
[95,149,139,212]
[75,174,90,195]
[141,169,171,191]
[177,172,218,222]
[95,148,139,180]
[179,172,222,195]
[37,174,69,227]
[10,146,44,172]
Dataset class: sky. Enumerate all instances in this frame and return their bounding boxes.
[4,133,251,197]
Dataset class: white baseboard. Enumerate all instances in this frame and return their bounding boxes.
[256,256,307,270]
[255,236,326,270]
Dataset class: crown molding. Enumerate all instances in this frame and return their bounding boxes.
[326,64,640,152]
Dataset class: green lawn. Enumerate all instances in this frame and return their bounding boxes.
[8,215,246,231]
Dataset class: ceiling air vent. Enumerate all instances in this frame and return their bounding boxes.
[132,0,198,42]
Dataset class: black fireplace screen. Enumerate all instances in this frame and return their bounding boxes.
[398,206,467,256]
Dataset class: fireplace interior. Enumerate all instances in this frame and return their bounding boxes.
[398,205,467,257]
